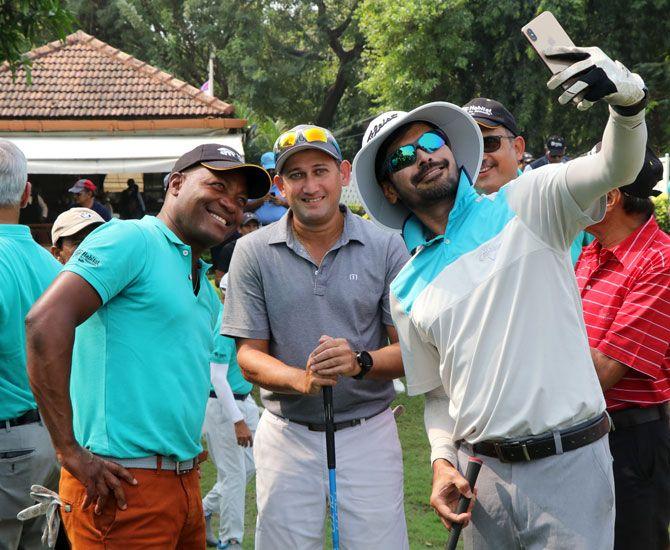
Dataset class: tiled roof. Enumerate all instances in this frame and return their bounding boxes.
[0,30,235,119]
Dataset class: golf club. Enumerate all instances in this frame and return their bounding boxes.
[323,386,339,550]
[445,456,483,550]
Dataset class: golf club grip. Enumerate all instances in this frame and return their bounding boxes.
[445,457,483,550]
[323,387,336,469]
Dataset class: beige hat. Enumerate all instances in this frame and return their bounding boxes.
[51,208,105,245]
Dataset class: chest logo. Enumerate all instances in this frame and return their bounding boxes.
[349,273,358,280]
[478,240,502,262]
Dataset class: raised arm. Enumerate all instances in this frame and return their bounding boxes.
[545,46,647,209]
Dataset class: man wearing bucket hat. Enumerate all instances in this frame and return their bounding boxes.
[26,144,270,547]
[222,124,410,549]
[352,45,648,549]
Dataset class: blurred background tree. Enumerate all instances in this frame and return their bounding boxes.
[14,0,666,163]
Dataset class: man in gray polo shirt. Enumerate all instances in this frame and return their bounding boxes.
[222,125,410,549]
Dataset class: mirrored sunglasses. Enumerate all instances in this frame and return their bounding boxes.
[386,130,449,174]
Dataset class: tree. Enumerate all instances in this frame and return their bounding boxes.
[66,0,367,139]
[357,0,670,156]
[1,0,74,74]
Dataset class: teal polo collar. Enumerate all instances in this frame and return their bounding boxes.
[402,168,477,251]
[268,204,365,247]
[0,224,32,238]
[141,216,212,271]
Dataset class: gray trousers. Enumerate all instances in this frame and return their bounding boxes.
[458,435,615,550]
[0,420,59,550]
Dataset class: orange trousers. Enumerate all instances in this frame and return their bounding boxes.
[59,466,205,549]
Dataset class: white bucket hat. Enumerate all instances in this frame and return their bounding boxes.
[352,101,483,230]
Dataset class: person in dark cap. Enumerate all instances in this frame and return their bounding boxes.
[576,146,670,550]
[68,178,112,221]
[462,97,526,194]
[527,135,569,170]
[26,144,270,548]
[463,97,593,263]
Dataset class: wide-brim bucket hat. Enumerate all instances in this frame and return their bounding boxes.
[352,102,483,230]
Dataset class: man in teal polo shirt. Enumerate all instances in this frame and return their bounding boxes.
[0,140,60,549]
[203,297,259,549]
[26,144,270,548]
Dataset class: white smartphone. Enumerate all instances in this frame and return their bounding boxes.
[521,11,575,75]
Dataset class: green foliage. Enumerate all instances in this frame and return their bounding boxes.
[53,1,670,160]
[357,0,670,156]
[653,193,670,233]
[0,0,74,75]
[66,0,365,134]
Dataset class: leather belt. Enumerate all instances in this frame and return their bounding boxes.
[471,413,611,463]
[209,390,250,401]
[288,408,384,432]
[100,455,198,475]
[1,409,40,428]
[610,403,669,430]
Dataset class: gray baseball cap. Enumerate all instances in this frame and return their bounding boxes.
[273,125,342,174]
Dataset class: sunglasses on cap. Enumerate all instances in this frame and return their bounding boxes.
[482,135,516,153]
[275,126,342,155]
[384,130,450,175]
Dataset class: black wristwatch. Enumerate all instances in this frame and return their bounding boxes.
[353,351,373,380]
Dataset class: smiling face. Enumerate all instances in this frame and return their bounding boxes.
[166,166,248,250]
[275,149,350,228]
[476,126,525,194]
[380,122,459,213]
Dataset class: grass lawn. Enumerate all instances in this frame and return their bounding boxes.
[200,389,463,549]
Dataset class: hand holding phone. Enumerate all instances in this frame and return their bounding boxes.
[522,12,646,112]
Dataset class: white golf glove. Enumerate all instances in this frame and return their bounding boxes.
[16,484,67,548]
[545,46,646,112]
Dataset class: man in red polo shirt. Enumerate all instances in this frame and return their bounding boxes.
[576,146,670,550]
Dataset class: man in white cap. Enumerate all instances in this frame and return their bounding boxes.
[50,207,105,264]
[352,45,648,549]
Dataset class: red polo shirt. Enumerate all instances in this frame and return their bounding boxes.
[575,216,670,411]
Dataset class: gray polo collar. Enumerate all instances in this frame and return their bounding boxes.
[268,205,366,248]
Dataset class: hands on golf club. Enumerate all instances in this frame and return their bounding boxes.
[430,458,476,531]
[300,335,360,395]
[310,335,361,377]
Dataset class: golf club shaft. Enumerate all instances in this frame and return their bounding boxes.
[323,386,339,550]
[445,457,483,550]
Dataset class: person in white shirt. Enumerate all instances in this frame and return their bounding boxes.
[352,45,648,549]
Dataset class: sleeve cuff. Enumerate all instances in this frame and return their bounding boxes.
[63,264,109,304]
[430,441,458,469]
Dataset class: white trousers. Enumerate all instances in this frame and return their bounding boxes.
[254,408,409,550]
[202,395,259,543]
